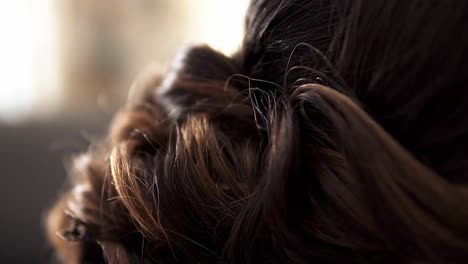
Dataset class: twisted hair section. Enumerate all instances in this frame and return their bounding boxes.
[46,1,468,260]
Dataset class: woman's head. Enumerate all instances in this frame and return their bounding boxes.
[241,0,468,181]
[47,1,468,263]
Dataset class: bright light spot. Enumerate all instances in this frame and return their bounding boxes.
[184,0,249,55]
[0,0,248,123]
[0,0,60,124]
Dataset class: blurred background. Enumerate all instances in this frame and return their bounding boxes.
[0,0,248,262]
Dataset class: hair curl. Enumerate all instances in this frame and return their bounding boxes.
[47,1,468,263]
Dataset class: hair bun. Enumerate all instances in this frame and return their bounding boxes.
[164,45,240,84]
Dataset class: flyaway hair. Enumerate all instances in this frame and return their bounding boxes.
[47,0,468,263]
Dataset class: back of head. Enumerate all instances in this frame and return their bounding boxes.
[46,1,468,263]
[241,0,468,181]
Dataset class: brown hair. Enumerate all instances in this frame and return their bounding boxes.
[47,0,468,263]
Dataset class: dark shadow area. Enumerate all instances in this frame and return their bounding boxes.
[0,118,108,263]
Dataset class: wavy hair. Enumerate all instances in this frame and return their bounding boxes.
[47,0,468,263]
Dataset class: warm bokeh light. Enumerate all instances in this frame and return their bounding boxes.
[184,0,249,55]
[0,0,60,123]
[0,0,248,124]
